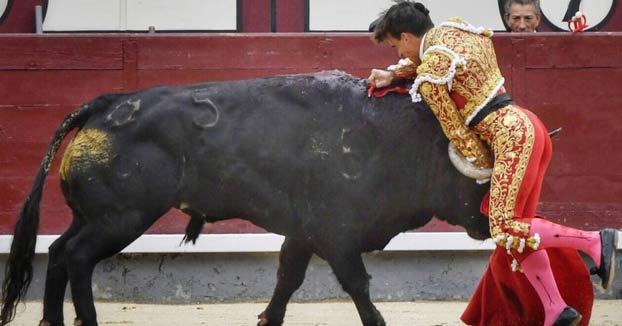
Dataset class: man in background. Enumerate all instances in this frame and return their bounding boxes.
[504,0,541,32]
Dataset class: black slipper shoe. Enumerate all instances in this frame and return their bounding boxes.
[553,306,582,326]
[590,228,618,290]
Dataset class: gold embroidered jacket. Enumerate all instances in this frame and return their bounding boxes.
[391,18,505,169]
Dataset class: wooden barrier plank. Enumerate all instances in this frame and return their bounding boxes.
[509,37,527,101]
[0,37,123,70]
[137,35,404,72]
[275,0,304,32]
[539,202,622,230]
[525,34,622,68]
[524,68,622,105]
[0,106,74,142]
[314,35,396,69]
[122,39,139,91]
[542,175,622,204]
[548,139,622,177]
[137,35,325,70]
[0,0,42,33]
[241,0,271,32]
[0,70,124,105]
[0,142,55,175]
[491,36,515,94]
[492,36,515,66]
[0,175,72,234]
[0,177,67,208]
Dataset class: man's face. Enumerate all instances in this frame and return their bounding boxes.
[386,33,421,65]
[505,4,541,32]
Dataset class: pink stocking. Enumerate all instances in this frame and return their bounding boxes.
[521,250,567,326]
[529,218,601,266]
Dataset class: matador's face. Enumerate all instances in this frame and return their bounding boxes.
[386,33,422,66]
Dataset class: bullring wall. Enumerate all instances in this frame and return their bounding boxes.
[1,32,621,235]
[1,32,622,303]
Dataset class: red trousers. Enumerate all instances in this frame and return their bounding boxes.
[476,106,551,249]
[462,106,593,326]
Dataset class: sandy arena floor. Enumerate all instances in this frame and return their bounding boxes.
[7,300,622,325]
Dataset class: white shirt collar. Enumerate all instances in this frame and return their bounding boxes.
[419,31,428,59]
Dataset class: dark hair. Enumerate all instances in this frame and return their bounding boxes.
[372,1,434,43]
[504,0,541,15]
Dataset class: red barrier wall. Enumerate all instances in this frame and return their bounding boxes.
[0,0,44,33]
[2,0,621,33]
[1,33,621,235]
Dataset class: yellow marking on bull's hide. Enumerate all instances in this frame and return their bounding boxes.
[60,129,111,181]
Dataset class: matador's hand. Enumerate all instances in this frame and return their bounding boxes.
[367,69,395,88]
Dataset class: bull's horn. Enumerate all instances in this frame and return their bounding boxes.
[448,143,493,181]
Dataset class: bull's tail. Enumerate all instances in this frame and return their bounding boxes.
[0,95,116,325]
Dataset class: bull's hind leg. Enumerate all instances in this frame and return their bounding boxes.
[40,220,82,326]
[327,252,385,326]
[258,237,313,326]
[64,210,159,326]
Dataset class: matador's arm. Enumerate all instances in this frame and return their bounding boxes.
[413,47,493,169]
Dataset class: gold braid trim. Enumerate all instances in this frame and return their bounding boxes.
[493,232,541,253]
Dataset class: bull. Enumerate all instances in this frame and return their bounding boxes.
[1,71,490,326]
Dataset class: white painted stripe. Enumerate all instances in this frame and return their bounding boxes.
[0,232,620,254]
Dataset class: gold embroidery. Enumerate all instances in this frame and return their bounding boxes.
[418,81,493,168]
[508,220,531,234]
[400,20,508,169]
[474,106,536,240]
[420,25,505,124]
[415,47,493,168]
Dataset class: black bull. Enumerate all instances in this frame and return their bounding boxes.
[1,71,490,326]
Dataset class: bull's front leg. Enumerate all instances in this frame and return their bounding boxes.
[258,237,313,326]
[326,250,385,326]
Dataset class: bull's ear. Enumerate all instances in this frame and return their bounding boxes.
[369,16,382,32]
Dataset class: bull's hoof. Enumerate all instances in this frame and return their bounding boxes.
[257,311,282,326]
[364,321,386,326]
[73,318,83,326]
[363,315,386,326]
[257,311,269,326]
[39,320,64,326]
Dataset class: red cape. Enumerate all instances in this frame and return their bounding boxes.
[461,246,593,326]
